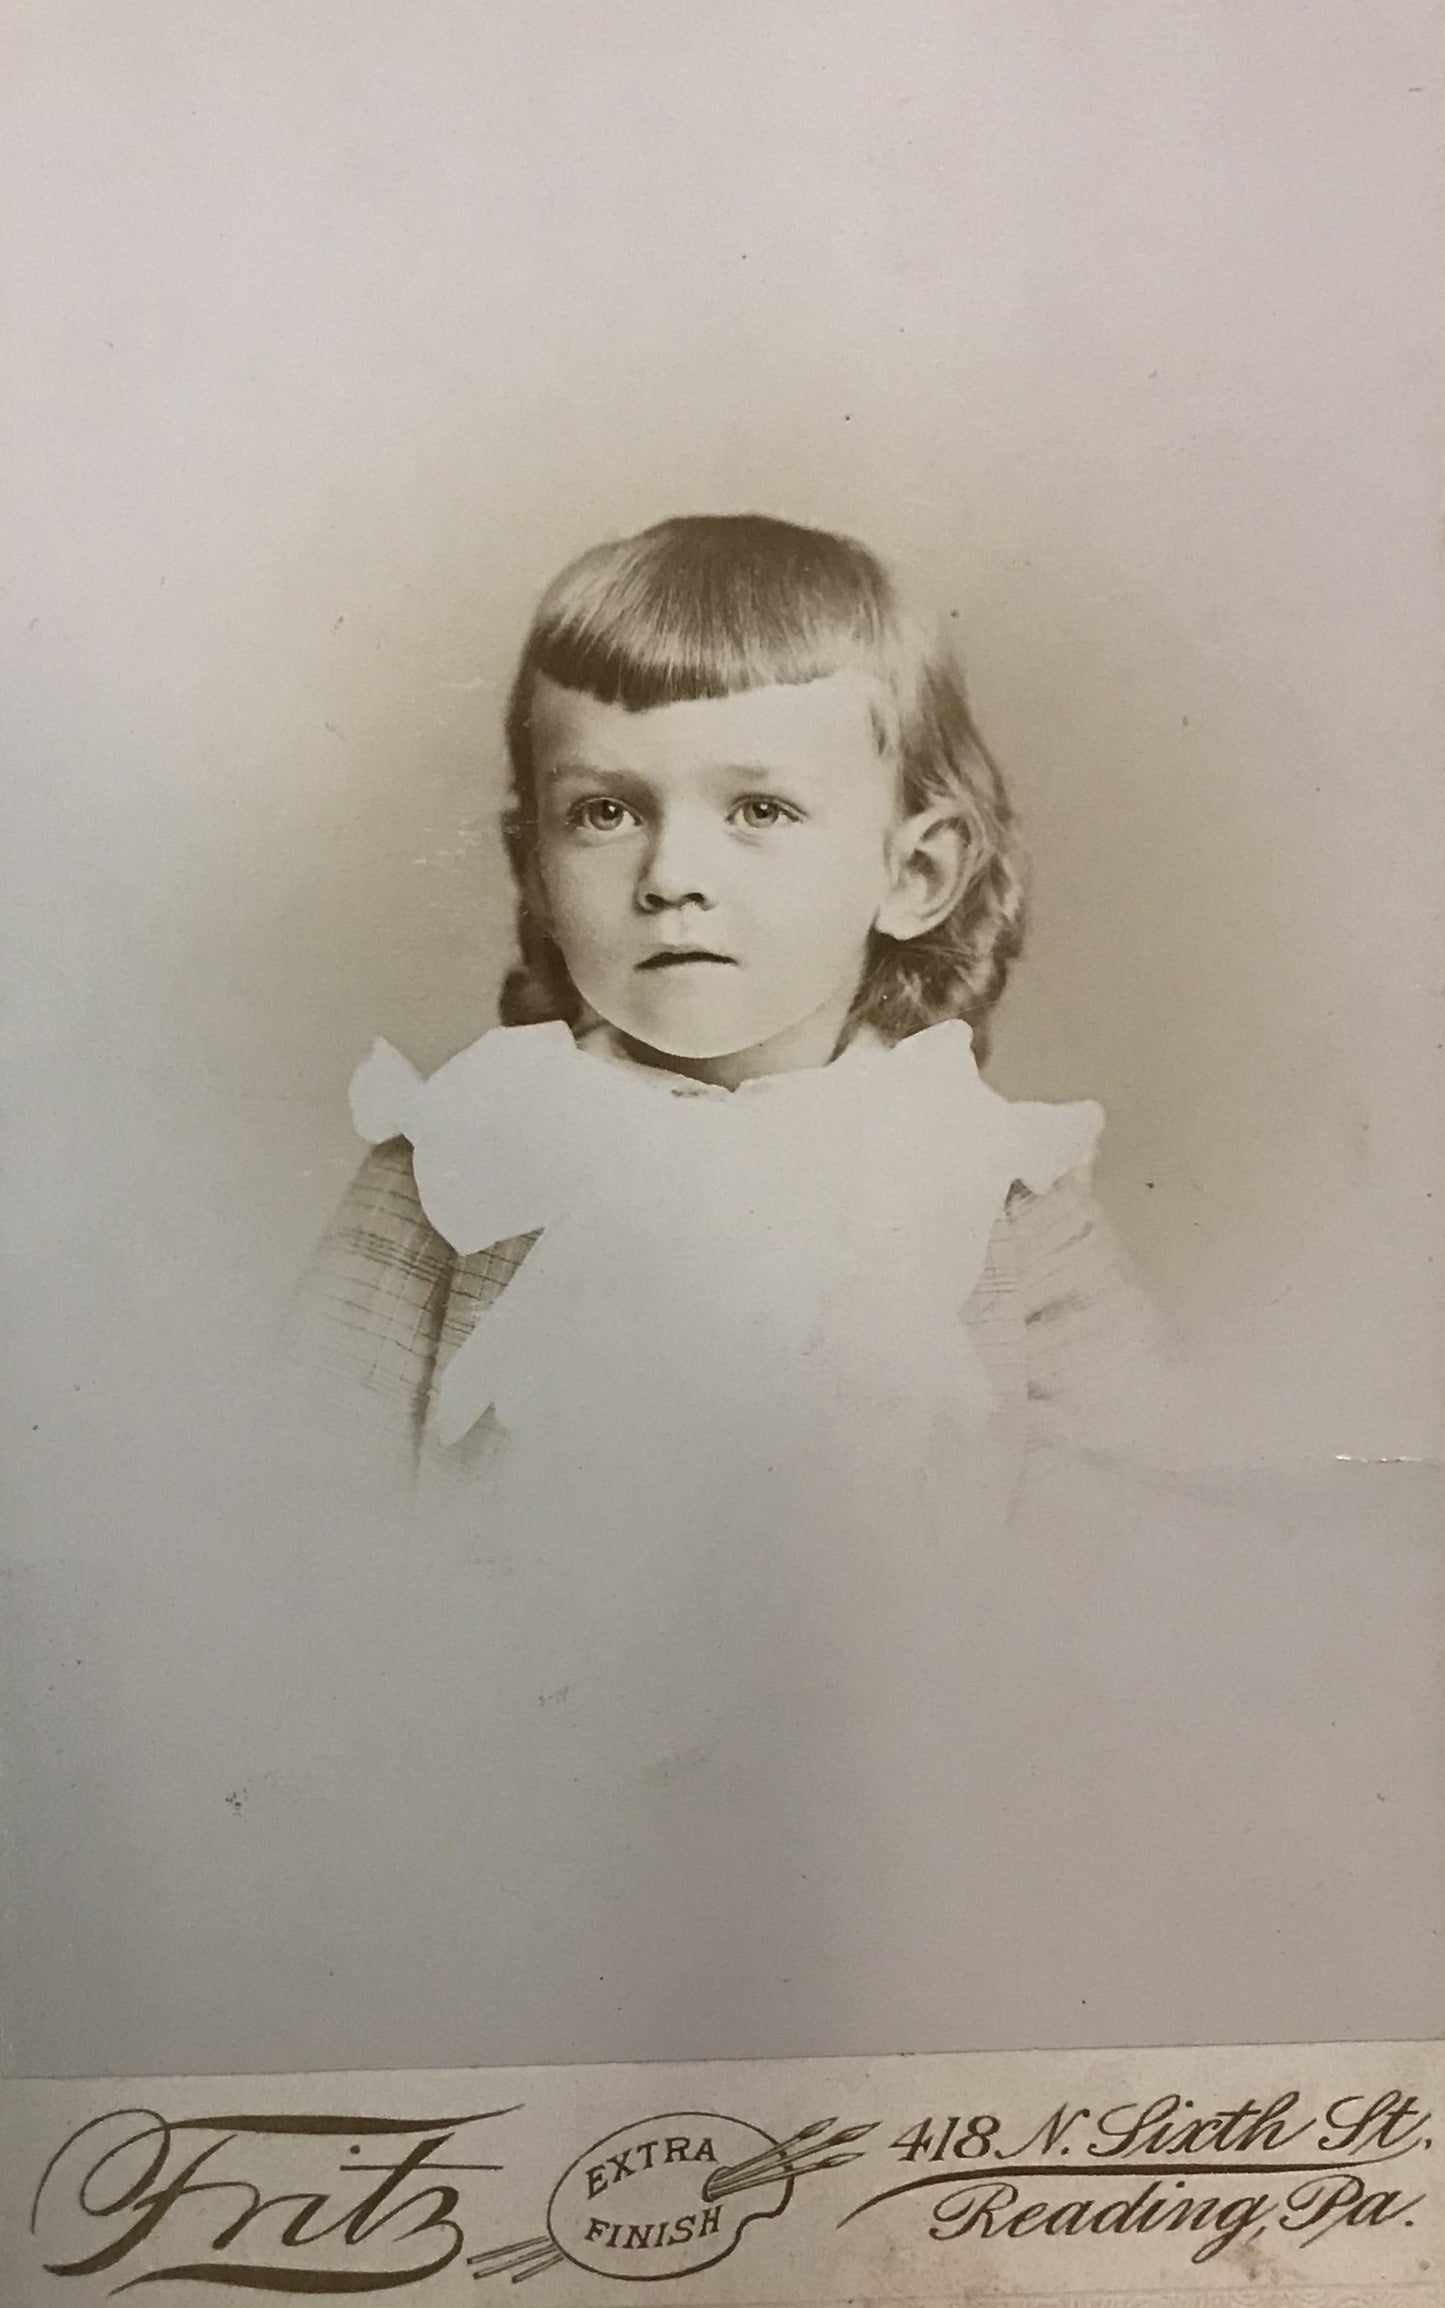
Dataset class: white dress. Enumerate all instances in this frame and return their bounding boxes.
[346,1018,1105,2033]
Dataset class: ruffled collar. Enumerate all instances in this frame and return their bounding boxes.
[350,1019,1103,1458]
[566,1012,890,1099]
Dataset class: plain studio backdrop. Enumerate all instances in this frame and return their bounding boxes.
[2,0,1441,2073]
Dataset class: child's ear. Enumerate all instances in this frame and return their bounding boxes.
[875,806,970,942]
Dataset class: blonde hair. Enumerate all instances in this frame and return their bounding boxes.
[499,513,1026,1054]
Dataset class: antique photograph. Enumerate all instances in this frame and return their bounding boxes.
[3,0,1441,2083]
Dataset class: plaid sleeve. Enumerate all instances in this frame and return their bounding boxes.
[278,1138,453,1463]
[279,1137,536,1473]
[1007,1167,1184,1462]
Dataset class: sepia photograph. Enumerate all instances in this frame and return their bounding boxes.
[3,0,1441,2092]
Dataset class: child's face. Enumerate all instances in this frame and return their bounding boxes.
[530,669,907,1083]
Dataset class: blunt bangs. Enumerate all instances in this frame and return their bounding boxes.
[521,514,893,712]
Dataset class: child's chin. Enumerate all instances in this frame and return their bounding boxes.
[627,1022,750,1062]
[612,1011,775,1068]
[614,996,760,1063]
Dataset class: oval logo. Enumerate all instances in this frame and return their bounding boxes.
[547,2111,792,2280]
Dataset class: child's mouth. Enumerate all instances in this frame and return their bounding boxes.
[636,950,736,970]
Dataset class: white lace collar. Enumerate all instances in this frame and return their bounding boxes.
[350,1019,1103,1455]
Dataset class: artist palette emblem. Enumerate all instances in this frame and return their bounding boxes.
[470,2111,875,2286]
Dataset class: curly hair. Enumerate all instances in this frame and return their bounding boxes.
[498,513,1026,1057]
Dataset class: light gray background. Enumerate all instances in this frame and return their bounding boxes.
[3,1,1441,2074]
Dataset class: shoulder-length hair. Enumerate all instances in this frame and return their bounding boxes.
[498,513,1026,1055]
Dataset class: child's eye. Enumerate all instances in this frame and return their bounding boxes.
[567,797,637,834]
[731,795,800,829]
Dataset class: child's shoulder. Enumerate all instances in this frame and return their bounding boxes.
[1002,1158,1108,1270]
[1000,1159,1145,1335]
[280,1133,536,1445]
[999,1165,1182,1456]
[319,1132,539,1302]
[303,1133,447,1307]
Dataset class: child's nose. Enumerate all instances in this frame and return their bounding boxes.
[636,809,719,909]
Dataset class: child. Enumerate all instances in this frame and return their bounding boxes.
[283,514,1176,2048]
